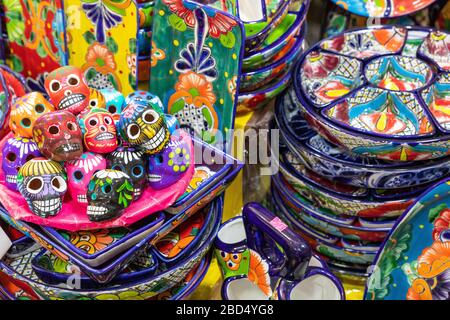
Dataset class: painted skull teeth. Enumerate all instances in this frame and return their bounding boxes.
[31,198,62,217]
[55,143,82,154]
[147,174,162,182]
[58,94,86,110]
[87,205,108,215]
[141,128,166,151]
[95,132,115,141]
[77,194,88,203]
[6,175,17,184]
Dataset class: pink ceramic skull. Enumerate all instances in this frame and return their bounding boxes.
[44,66,90,115]
[78,108,118,154]
[65,152,106,206]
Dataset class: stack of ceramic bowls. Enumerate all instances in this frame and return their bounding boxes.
[272,26,450,281]
[237,0,310,113]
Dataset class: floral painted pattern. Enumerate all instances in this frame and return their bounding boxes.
[66,229,115,255]
[66,0,138,95]
[247,249,272,297]
[151,0,243,149]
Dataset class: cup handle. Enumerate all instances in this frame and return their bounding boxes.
[242,202,311,281]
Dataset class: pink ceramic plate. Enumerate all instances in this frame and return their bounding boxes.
[0,131,195,231]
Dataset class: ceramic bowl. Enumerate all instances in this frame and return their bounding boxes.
[237,70,291,113]
[243,0,304,52]
[242,5,307,70]
[31,248,158,290]
[153,201,214,265]
[365,177,450,300]
[292,26,450,162]
[240,34,304,93]
[275,200,379,267]
[275,90,450,189]
[330,0,437,18]
[149,253,211,300]
[278,153,418,218]
[0,192,220,284]
[271,182,392,243]
[42,213,165,268]
[0,198,222,300]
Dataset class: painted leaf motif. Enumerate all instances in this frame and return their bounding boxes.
[220,32,236,49]
[428,204,447,223]
[106,37,118,54]
[83,31,96,45]
[169,14,187,32]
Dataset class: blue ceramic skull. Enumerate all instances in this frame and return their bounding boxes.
[100,89,125,124]
[2,137,42,190]
[147,135,191,189]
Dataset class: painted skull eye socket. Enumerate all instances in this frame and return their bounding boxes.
[88,118,98,127]
[73,170,84,181]
[6,152,16,162]
[67,75,80,86]
[108,105,117,114]
[51,176,67,192]
[90,99,98,108]
[21,118,31,128]
[155,154,163,164]
[104,117,112,125]
[49,125,60,135]
[26,177,43,194]
[35,104,45,113]
[142,110,159,124]
[49,80,61,93]
[67,122,77,131]
[127,124,141,140]
[132,165,143,177]
[102,184,112,193]
[112,164,124,172]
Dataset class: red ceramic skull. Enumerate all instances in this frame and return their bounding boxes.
[79,108,118,153]
[44,66,90,115]
[33,110,83,162]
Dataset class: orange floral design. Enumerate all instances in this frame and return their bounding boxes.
[151,41,165,67]
[83,43,117,74]
[247,250,272,297]
[28,231,68,261]
[407,278,433,300]
[169,71,216,108]
[416,241,450,279]
[69,229,114,255]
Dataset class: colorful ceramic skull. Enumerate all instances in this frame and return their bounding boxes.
[147,135,191,189]
[44,66,90,115]
[106,147,147,199]
[100,89,125,123]
[9,92,55,138]
[86,169,134,222]
[17,158,67,218]
[65,152,107,206]
[165,114,180,134]
[87,88,106,112]
[118,98,170,154]
[32,110,83,162]
[78,108,118,154]
[2,137,42,190]
[125,90,158,105]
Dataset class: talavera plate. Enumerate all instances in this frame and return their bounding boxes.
[365,178,450,300]
[293,26,450,162]
[331,0,437,18]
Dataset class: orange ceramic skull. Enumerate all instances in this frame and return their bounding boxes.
[45,66,90,115]
[9,92,55,138]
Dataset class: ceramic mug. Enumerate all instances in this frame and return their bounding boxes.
[214,217,251,280]
[275,267,344,300]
